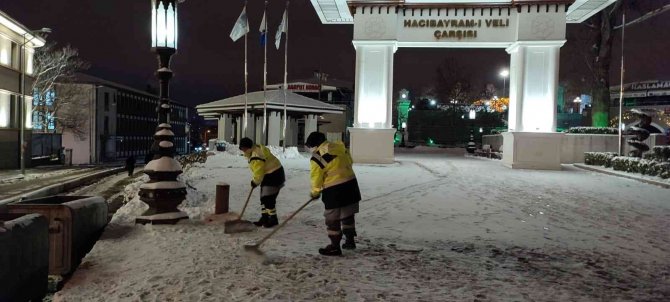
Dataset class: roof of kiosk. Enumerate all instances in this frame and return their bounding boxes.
[196,90,344,119]
[310,0,616,24]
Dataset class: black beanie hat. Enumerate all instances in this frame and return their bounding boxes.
[305,132,326,148]
[239,137,254,149]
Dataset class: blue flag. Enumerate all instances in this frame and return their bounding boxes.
[259,12,267,46]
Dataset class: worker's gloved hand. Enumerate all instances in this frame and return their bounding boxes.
[250,181,258,188]
[310,192,321,199]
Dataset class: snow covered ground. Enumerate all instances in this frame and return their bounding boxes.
[54,147,670,301]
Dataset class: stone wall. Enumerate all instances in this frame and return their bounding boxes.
[484,133,668,164]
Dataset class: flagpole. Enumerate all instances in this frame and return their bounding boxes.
[263,1,268,144]
[282,1,289,152]
[243,2,249,141]
[617,9,626,155]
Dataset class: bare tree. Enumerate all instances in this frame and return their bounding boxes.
[480,83,498,100]
[31,43,89,134]
[434,58,473,106]
[53,84,90,139]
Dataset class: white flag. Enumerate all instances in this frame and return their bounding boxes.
[274,9,287,49]
[230,7,249,42]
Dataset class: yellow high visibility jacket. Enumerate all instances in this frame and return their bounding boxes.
[310,141,356,196]
[245,145,282,185]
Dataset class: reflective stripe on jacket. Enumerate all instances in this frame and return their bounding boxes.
[245,145,282,185]
[310,141,356,196]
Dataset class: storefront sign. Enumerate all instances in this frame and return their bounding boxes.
[286,84,320,92]
[403,18,510,40]
[631,81,670,91]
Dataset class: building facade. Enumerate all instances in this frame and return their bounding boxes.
[196,90,343,147]
[610,80,670,134]
[60,74,189,165]
[0,10,45,169]
[266,75,354,143]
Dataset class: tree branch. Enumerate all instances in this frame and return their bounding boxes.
[614,3,670,30]
[581,22,597,30]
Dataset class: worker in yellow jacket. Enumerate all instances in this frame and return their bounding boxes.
[239,137,285,228]
[305,132,362,256]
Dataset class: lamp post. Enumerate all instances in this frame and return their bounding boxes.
[19,28,51,176]
[499,69,509,98]
[137,0,188,224]
[573,96,582,114]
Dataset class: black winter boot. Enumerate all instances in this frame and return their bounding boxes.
[342,229,356,250]
[319,235,342,256]
[253,212,268,227]
[263,209,278,228]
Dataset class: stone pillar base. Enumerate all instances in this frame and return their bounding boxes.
[136,212,188,225]
[348,128,395,164]
[502,132,565,170]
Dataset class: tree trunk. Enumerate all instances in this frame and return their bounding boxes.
[591,1,621,127]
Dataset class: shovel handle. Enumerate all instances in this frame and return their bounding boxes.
[253,197,316,248]
[237,187,255,219]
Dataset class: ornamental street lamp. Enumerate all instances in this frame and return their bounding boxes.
[19,28,51,176]
[137,0,188,224]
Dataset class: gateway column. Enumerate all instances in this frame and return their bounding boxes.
[304,114,318,144]
[267,112,281,146]
[349,40,397,164]
[217,114,233,143]
[503,41,565,170]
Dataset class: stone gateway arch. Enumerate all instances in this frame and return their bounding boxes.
[310,0,616,169]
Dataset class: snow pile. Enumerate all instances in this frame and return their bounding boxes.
[266,146,304,159]
[110,175,149,224]
[56,149,670,301]
[218,142,304,160]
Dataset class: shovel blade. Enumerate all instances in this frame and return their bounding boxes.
[224,220,256,234]
[243,243,268,264]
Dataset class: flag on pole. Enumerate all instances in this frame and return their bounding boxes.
[274,9,287,49]
[259,12,267,46]
[230,7,249,42]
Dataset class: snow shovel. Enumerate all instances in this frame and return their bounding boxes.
[224,187,256,234]
[244,197,316,258]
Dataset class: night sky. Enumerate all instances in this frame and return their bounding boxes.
[1,0,669,107]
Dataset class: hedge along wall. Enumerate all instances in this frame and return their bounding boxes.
[585,148,670,179]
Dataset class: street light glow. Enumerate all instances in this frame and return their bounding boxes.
[499,70,509,77]
[152,0,178,49]
[430,100,436,106]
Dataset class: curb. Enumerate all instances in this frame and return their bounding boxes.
[0,175,25,183]
[0,167,126,205]
[573,163,670,189]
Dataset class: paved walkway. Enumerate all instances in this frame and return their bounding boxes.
[55,148,670,301]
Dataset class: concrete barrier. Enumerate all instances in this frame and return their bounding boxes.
[484,133,668,164]
[560,133,667,164]
[7,196,108,275]
[0,213,49,302]
[482,134,503,152]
